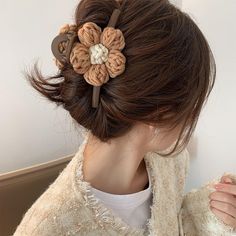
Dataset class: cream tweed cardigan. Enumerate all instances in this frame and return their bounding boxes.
[13,131,236,235]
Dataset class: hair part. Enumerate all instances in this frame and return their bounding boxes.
[22,0,216,157]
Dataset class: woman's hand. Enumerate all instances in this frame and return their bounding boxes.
[209,175,236,229]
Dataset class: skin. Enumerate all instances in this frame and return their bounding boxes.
[82,121,182,195]
[209,176,236,229]
[83,121,236,229]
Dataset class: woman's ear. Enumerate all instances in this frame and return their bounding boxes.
[147,124,161,143]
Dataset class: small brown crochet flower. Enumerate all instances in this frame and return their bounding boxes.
[54,22,126,87]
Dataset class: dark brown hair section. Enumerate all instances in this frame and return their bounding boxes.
[22,0,216,157]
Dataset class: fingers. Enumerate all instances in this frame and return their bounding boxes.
[214,183,236,196]
[220,176,233,184]
[210,200,236,219]
[209,175,236,229]
[209,191,236,207]
[210,205,236,229]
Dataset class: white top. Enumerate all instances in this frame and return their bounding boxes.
[90,165,153,230]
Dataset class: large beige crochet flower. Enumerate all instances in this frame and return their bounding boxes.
[55,22,126,87]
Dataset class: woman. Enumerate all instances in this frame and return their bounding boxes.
[14,0,236,235]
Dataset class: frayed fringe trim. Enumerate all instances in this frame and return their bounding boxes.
[182,173,236,234]
[143,157,158,236]
[192,210,236,234]
[71,131,145,236]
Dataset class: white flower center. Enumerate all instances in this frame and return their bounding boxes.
[89,43,109,65]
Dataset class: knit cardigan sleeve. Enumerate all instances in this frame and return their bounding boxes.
[12,166,71,236]
[178,154,236,235]
[12,189,62,236]
[12,161,89,236]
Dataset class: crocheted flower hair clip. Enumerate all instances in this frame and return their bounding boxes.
[51,8,126,108]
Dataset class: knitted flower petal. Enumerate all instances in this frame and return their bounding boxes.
[84,64,109,86]
[70,43,91,74]
[59,24,77,34]
[100,27,125,51]
[78,22,102,48]
[105,49,126,78]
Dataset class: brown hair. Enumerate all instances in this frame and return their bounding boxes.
[22,0,216,157]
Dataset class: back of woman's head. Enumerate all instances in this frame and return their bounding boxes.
[24,0,216,157]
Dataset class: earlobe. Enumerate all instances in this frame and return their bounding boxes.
[148,125,160,144]
[154,127,159,136]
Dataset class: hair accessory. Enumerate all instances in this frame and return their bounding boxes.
[51,24,78,69]
[51,8,126,108]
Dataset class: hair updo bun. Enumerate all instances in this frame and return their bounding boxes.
[23,0,216,157]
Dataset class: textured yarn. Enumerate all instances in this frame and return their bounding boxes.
[54,22,126,86]
[13,130,236,235]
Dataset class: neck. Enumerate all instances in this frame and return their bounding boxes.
[82,131,150,195]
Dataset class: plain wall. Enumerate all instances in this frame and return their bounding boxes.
[182,0,236,192]
[0,0,81,174]
[0,0,235,194]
